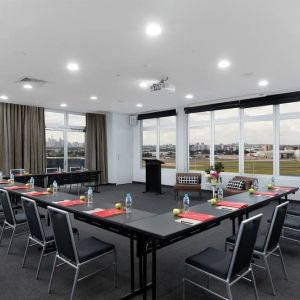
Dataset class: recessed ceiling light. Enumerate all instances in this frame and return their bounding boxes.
[218,59,231,69]
[60,103,67,107]
[136,103,143,107]
[90,95,98,100]
[139,81,148,88]
[23,83,33,89]
[67,62,79,71]
[185,94,194,99]
[258,80,269,87]
[0,95,8,100]
[145,23,162,36]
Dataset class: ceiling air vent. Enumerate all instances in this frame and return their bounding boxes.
[17,76,48,86]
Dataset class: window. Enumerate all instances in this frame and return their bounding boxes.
[189,112,211,171]
[141,116,176,168]
[45,111,86,171]
[279,102,300,176]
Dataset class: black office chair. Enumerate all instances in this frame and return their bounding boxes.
[225,201,289,295]
[47,206,117,300]
[183,213,262,300]
[0,189,28,254]
[21,197,56,279]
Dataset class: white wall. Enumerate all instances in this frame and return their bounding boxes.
[106,112,133,184]
[131,107,300,200]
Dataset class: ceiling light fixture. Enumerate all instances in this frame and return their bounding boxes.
[0,95,8,100]
[136,103,143,108]
[90,95,98,100]
[139,81,148,88]
[218,59,231,69]
[185,94,194,99]
[258,80,269,87]
[23,83,33,89]
[60,103,67,107]
[146,23,162,36]
[67,62,80,71]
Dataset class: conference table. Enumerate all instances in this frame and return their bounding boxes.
[0,181,298,300]
[6,170,102,192]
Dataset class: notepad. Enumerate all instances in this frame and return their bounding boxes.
[175,218,202,226]
[215,206,238,211]
[54,199,86,207]
[84,208,105,214]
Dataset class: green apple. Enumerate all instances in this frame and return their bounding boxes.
[172,208,180,216]
[267,183,272,189]
[248,188,255,194]
[80,195,86,201]
[210,198,218,205]
[25,183,30,187]
[115,202,123,210]
[47,187,52,192]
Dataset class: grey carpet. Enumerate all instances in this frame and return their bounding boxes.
[0,184,299,300]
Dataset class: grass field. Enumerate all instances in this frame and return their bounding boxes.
[157,159,300,176]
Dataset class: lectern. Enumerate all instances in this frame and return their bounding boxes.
[143,159,164,194]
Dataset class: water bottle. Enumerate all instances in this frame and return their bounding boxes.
[58,166,61,173]
[87,187,93,204]
[217,186,223,200]
[10,173,14,184]
[271,176,275,187]
[0,171,3,181]
[125,193,132,213]
[53,180,58,195]
[29,177,35,189]
[253,179,259,191]
[183,194,190,213]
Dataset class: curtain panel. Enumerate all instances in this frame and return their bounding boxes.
[0,103,46,175]
[85,113,108,184]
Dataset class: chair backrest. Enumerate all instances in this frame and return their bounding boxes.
[46,168,58,174]
[48,206,78,263]
[0,189,16,225]
[228,213,262,279]
[264,201,289,252]
[21,197,45,242]
[10,169,25,176]
[176,173,201,185]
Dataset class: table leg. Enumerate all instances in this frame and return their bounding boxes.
[232,217,236,234]
[152,242,157,300]
[130,236,135,292]
[142,238,147,299]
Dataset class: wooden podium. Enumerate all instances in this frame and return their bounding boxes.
[143,159,164,194]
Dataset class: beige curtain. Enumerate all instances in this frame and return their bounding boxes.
[85,113,108,183]
[0,103,46,175]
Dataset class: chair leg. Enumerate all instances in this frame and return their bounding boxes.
[48,254,58,294]
[250,267,260,300]
[21,237,31,268]
[7,227,16,254]
[182,278,186,300]
[113,250,118,288]
[207,276,211,288]
[0,223,6,245]
[70,266,80,300]
[277,246,288,280]
[263,256,276,295]
[225,282,233,300]
[36,245,45,279]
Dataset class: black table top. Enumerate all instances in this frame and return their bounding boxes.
[0,182,298,241]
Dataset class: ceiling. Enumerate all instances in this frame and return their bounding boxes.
[1,0,300,114]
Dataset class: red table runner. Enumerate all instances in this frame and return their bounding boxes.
[254,191,278,196]
[92,208,125,218]
[272,186,293,191]
[5,185,29,190]
[0,181,9,184]
[217,201,248,209]
[24,191,50,196]
[177,211,216,222]
[56,199,86,207]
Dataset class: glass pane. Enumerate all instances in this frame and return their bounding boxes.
[189,112,210,126]
[214,108,239,120]
[215,123,239,173]
[142,119,156,129]
[67,131,85,171]
[45,111,65,127]
[159,117,176,168]
[280,119,300,176]
[244,105,273,117]
[46,130,64,169]
[244,121,273,175]
[142,119,157,166]
[189,126,210,171]
[280,102,300,114]
[68,114,86,127]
